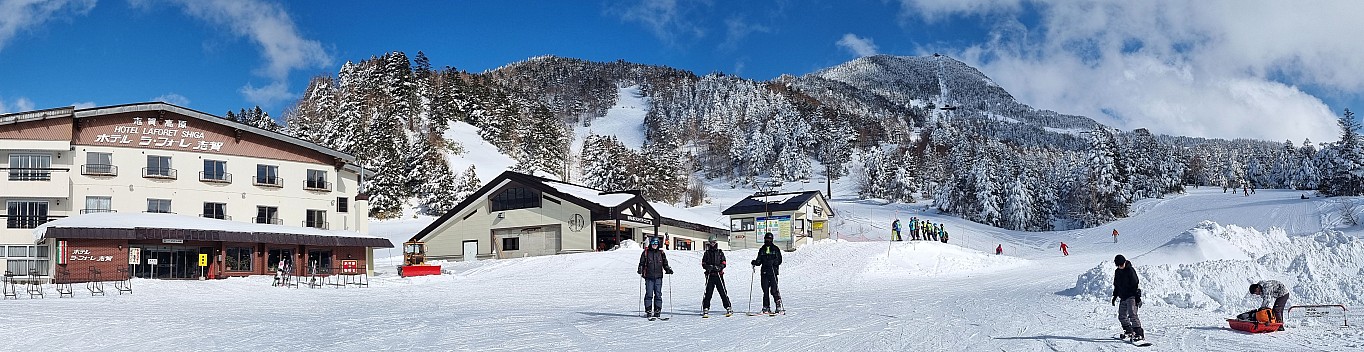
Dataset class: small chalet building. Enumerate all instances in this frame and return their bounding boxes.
[409,171,728,261]
[722,191,834,250]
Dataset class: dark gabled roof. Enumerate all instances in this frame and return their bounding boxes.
[721,191,828,215]
[409,171,728,243]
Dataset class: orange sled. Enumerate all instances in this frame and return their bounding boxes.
[1226,319,1281,333]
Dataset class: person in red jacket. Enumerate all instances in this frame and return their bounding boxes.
[996,244,1003,255]
[1060,242,1069,256]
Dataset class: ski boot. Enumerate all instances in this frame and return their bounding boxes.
[1114,330,1132,342]
[725,307,734,317]
[701,308,709,318]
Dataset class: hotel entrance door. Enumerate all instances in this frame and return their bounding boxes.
[135,246,211,279]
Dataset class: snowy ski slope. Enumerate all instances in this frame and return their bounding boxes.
[6,188,1363,351]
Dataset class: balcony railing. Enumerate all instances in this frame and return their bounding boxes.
[253,176,283,188]
[79,209,116,214]
[199,171,233,183]
[142,167,177,179]
[2,215,64,229]
[253,217,282,225]
[303,179,332,191]
[304,220,329,230]
[80,164,117,176]
[143,210,175,214]
[3,167,64,181]
[200,214,232,220]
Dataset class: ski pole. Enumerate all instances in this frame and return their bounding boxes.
[747,266,756,315]
[667,273,674,319]
[639,276,645,318]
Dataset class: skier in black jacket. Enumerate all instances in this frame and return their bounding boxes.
[1112,254,1146,344]
[700,239,733,317]
[751,232,784,314]
[637,237,673,319]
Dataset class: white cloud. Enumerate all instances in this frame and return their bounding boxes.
[0,96,35,113]
[721,17,770,51]
[71,101,96,109]
[239,82,292,107]
[898,0,1020,23]
[607,0,706,45]
[151,93,190,107]
[170,0,329,106]
[836,33,879,57]
[0,0,96,53]
[902,0,1357,143]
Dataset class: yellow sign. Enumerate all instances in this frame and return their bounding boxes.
[198,254,208,267]
[812,221,825,231]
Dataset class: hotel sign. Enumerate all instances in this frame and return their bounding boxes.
[93,117,225,151]
[622,214,655,226]
[70,249,114,262]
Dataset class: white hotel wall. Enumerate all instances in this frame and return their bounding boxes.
[0,144,362,245]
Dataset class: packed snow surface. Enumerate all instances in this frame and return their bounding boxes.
[572,85,648,151]
[9,188,1364,350]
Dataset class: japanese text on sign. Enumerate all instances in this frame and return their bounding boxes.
[69,249,114,262]
[93,117,224,151]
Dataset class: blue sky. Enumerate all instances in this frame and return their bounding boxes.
[1,0,1360,143]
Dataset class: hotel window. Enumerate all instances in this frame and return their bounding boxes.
[147,199,172,214]
[5,201,48,229]
[305,209,327,229]
[83,152,115,175]
[337,197,349,213]
[8,154,52,181]
[255,164,281,186]
[84,196,112,214]
[201,159,230,182]
[490,187,540,211]
[255,206,280,224]
[144,155,174,178]
[502,237,520,251]
[225,247,252,272]
[202,202,227,220]
[4,245,49,276]
[307,250,333,273]
[305,169,329,190]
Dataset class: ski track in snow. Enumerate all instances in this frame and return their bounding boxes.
[5,189,1363,351]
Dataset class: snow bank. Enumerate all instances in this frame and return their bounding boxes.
[1065,221,1364,313]
[615,239,641,250]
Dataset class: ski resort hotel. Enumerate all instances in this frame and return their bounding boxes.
[0,103,392,282]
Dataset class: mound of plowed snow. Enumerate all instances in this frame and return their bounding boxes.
[1065,221,1364,313]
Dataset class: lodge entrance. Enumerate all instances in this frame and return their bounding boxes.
[134,246,211,279]
[596,225,635,251]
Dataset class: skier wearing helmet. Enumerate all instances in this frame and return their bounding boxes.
[637,236,673,319]
[751,232,784,315]
[700,239,733,317]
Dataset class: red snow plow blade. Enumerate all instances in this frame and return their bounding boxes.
[398,264,442,277]
[1226,319,1282,333]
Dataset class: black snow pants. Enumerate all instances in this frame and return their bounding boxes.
[761,272,782,310]
[702,273,732,310]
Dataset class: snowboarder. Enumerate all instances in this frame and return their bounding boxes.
[1112,229,1119,243]
[637,237,674,320]
[700,240,733,317]
[1244,185,1249,196]
[1060,242,1069,256]
[1249,280,1290,331]
[892,219,902,241]
[751,232,783,315]
[1112,254,1148,345]
[995,244,1003,255]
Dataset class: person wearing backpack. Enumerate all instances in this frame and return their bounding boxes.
[1112,254,1147,345]
[1250,280,1290,330]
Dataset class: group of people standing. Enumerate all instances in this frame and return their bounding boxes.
[636,232,785,319]
[891,217,949,243]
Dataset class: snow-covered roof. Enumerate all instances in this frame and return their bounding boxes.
[650,202,727,230]
[33,212,384,242]
[542,180,636,208]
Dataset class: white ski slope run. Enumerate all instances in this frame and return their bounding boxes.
[7,188,1362,351]
[572,85,648,152]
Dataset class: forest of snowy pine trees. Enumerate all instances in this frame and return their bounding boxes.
[266,51,1364,231]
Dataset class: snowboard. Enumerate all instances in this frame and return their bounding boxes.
[1113,334,1152,347]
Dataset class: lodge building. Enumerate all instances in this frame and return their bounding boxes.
[0,103,392,281]
[409,171,728,261]
[722,191,834,250]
